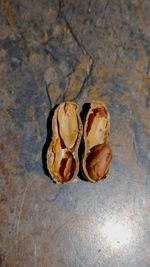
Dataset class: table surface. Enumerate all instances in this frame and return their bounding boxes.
[0,0,150,266]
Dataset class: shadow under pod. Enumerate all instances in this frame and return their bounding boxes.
[78,103,91,182]
[42,104,59,182]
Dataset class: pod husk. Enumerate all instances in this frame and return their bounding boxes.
[47,102,83,184]
[82,101,112,183]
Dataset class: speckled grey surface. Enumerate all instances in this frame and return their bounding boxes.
[0,0,150,266]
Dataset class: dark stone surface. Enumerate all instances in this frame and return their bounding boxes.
[0,0,150,266]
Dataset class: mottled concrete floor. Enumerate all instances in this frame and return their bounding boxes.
[0,0,150,266]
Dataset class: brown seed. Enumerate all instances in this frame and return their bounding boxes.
[86,144,112,180]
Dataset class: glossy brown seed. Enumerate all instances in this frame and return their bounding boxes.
[86,144,112,180]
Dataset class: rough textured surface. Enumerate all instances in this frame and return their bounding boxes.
[0,0,150,266]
